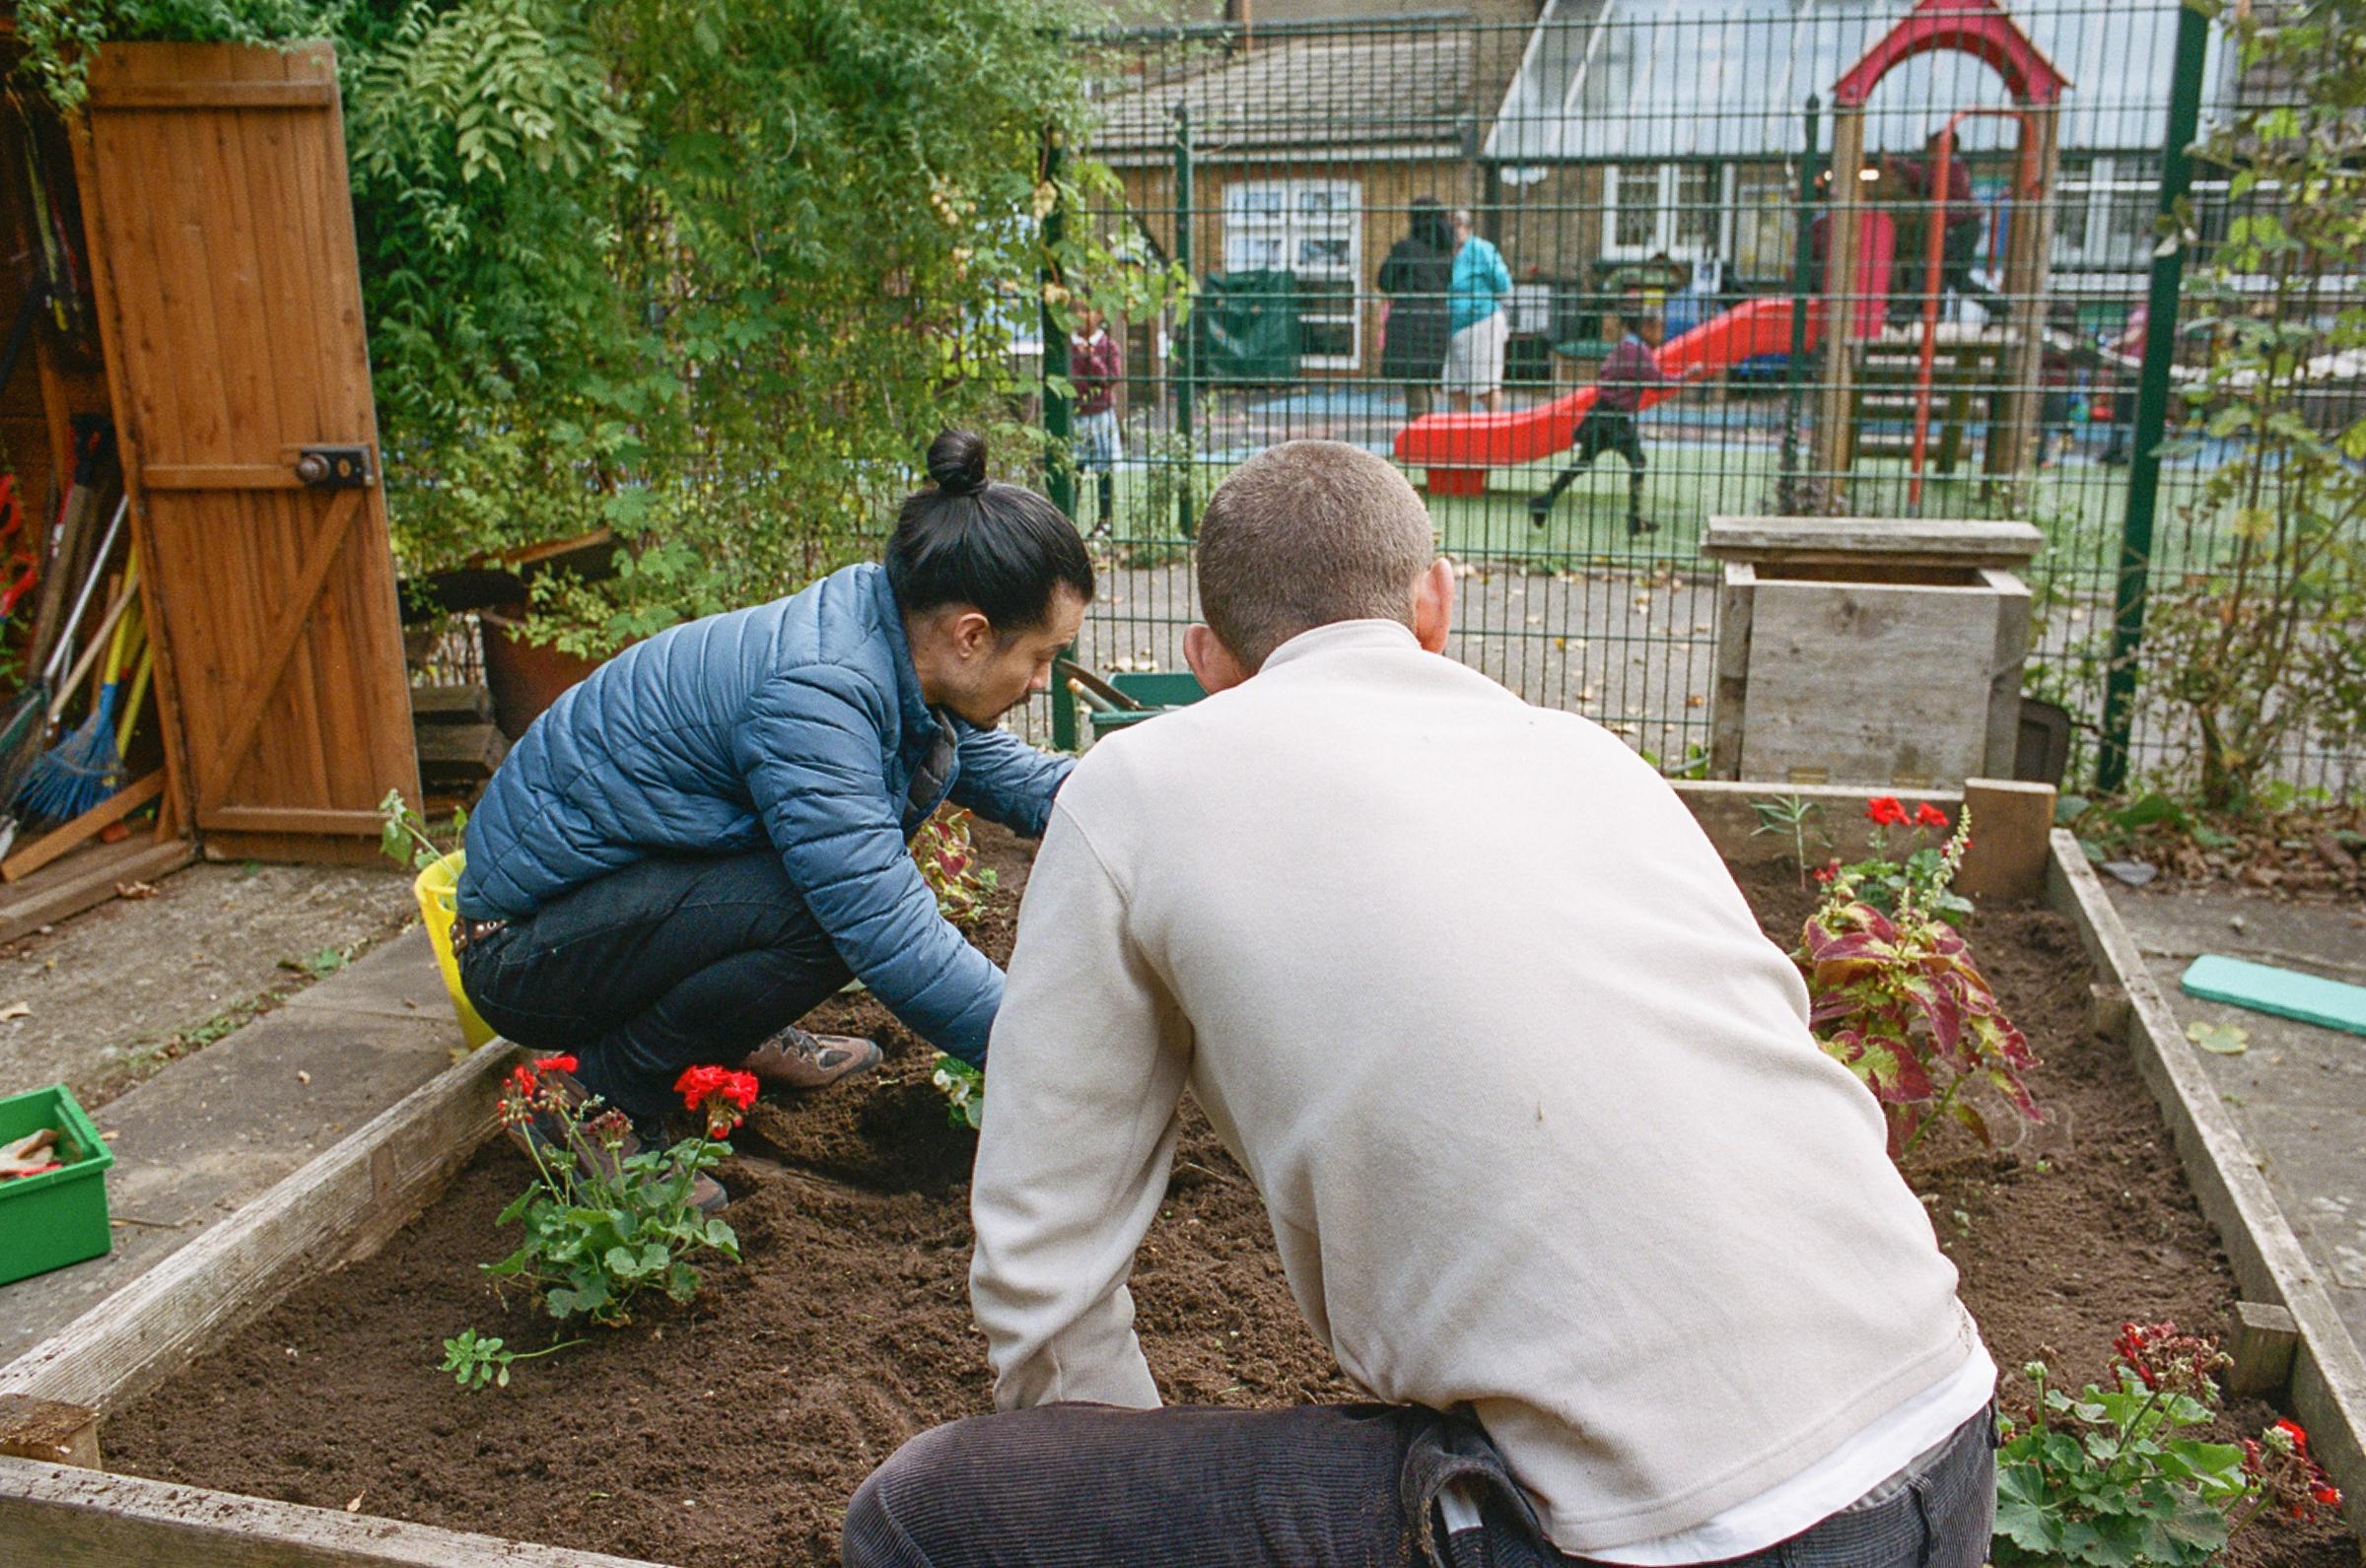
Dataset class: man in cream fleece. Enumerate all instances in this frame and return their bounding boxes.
[844,442,1996,1568]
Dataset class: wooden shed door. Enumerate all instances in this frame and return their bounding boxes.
[76,42,419,862]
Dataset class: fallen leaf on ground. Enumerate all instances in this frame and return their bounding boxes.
[2187,1020,2249,1056]
[346,1492,365,1513]
[115,880,158,899]
[0,1001,28,1021]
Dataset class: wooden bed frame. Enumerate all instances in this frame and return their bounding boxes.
[3,783,2357,1562]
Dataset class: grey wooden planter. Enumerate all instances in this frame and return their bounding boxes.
[1704,516,2046,788]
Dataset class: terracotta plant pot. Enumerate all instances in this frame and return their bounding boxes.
[479,608,609,740]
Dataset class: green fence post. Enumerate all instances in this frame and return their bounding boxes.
[2097,0,2210,793]
[1173,104,1197,539]
[1041,127,1079,752]
[1779,94,1823,513]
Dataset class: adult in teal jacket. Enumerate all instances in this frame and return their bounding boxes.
[1443,208,1513,414]
[454,431,1089,1186]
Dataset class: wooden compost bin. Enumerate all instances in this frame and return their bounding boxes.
[0,781,2357,1563]
[1704,516,2044,789]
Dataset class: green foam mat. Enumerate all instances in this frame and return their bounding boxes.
[2181,954,2366,1038]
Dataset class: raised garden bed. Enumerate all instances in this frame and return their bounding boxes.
[6,794,2363,1567]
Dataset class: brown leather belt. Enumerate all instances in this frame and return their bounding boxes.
[449,916,508,957]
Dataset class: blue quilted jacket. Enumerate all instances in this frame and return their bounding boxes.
[456,563,1072,1063]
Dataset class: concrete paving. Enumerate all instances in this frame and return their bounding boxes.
[0,859,415,1107]
[2106,885,2366,1357]
[1,929,464,1363]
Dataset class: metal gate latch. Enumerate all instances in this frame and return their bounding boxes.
[294,445,375,489]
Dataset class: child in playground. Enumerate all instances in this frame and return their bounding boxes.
[1529,290,1665,536]
[1071,306,1122,535]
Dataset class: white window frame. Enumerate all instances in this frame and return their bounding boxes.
[1603,162,1721,263]
[1721,163,1804,281]
[2053,155,2156,273]
[1222,177,1363,370]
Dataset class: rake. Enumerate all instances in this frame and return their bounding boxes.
[0,496,125,822]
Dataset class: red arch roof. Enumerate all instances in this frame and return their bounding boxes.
[1832,0,2069,107]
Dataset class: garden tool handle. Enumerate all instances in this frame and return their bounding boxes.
[48,574,137,725]
[42,496,127,684]
[118,647,154,758]
[1055,658,1145,712]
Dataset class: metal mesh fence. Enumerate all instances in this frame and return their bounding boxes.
[1018,1,2361,803]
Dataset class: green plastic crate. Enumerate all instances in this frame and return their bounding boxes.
[0,1083,114,1287]
[1085,670,1207,739]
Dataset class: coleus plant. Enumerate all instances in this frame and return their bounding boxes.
[914,806,1001,928]
[1797,810,2040,1157]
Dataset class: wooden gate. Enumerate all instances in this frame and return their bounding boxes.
[74,42,418,862]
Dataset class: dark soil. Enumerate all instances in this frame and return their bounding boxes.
[109,831,2355,1568]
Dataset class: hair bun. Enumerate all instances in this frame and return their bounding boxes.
[928,429,989,498]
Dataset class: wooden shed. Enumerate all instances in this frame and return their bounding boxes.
[0,33,419,932]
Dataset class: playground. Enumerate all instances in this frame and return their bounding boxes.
[1063,0,2363,799]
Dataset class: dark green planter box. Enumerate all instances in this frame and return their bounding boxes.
[0,1083,114,1287]
[1085,670,1207,740]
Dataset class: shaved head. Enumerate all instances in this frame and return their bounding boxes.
[1195,442,1437,670]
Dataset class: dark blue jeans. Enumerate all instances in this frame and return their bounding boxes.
[842,1400,1995,1568]
[456,851,851,1131]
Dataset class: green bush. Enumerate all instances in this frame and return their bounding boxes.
[22,0,1177,654]
[2147,0,2366,810]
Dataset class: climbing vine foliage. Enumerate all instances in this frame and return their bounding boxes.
[18,0,1177,652]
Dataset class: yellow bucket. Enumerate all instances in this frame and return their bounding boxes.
[413,851,499,1051]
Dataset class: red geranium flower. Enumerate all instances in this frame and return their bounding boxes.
[1865,796,1910,828]
[1813,862,1838,884]
[675,1064,760,1137]
[535,1054,578,1075]
[1914,802,1949,829]
[2276,1418,2310,1451]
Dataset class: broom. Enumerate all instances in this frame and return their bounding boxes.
[0,496,126,816]
[17,543,139,824]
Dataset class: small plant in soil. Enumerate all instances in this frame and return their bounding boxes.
[1994,1323,2343,1568]
[1749,793,1831,890]
[931,1053,984,1131]
[1797,808,2042,1158]
[916,806,999,1130]
[1813,796,1975,926]
[379,787,468,870]
[914,806,1000,928]
[439,1327,586,1392]
[440,1057,757,1387]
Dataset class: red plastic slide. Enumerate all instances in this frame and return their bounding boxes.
[1394,296,1826,495]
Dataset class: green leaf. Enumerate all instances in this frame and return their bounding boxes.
[2186,1020,2249,1056]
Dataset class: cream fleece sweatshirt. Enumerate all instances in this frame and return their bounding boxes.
[969,620,1982,1552]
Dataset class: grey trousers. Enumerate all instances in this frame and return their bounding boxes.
[843,1399,1996,1568]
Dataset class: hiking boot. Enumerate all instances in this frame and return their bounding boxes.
[742,1024,883,1092]
[505,1068,730,1213]
[1527,492,1558,526]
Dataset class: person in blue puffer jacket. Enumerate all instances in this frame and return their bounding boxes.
[453,431,1090,1209]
